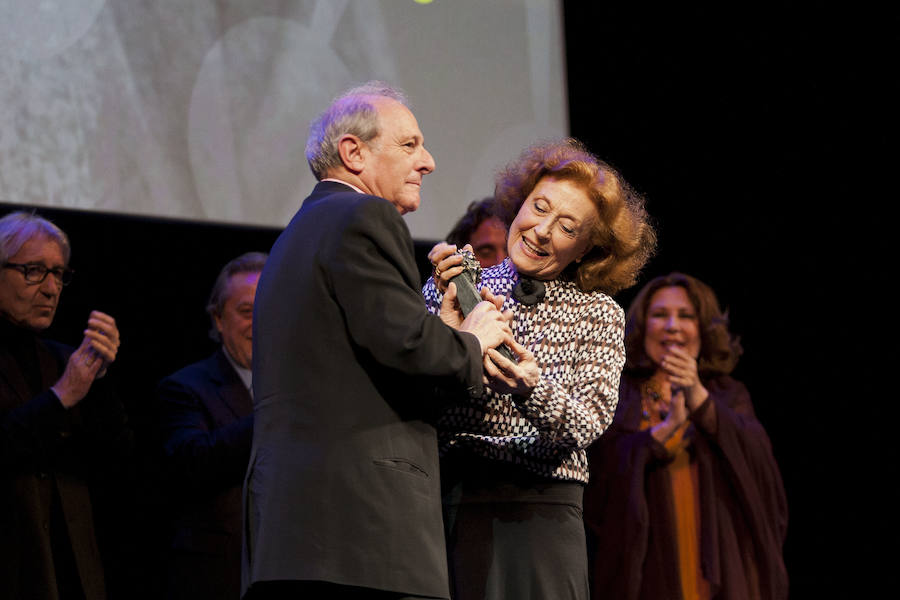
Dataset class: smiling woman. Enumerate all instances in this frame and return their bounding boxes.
[584,272,788,600]
[506,176,599,281]
[423,138,657,600]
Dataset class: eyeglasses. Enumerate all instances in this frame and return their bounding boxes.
[2,262,75,286]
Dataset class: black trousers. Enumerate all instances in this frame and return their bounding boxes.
[243,580,436,600]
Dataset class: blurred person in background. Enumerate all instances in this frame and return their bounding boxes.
[584,272,788,600]
[157,251,266,600]
[445,197,508,268]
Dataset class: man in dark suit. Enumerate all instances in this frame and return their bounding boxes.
[157,251,267,600]
[243,81,512,599]
[1,210,129,600]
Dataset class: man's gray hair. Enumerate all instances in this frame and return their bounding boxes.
[0,211,71,266]
[305,81,408,180]
[206,251,268,342]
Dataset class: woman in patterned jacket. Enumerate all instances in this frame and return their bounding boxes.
[424,138,656,600]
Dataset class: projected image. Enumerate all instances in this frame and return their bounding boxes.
[0,0,568,240]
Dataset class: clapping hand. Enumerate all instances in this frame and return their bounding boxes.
[52,311,120,408]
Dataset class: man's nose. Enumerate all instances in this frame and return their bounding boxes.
[40,274,61,296]
[419,147,436,174]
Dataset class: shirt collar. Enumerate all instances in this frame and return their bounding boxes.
[222,347,252,393]
[321,178,365,194]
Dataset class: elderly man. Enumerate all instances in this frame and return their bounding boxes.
[0,210,129,600]
[243,81,512,599]
[157,251,266,600]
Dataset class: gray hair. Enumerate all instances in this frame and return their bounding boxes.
[206,251,268,342]
[305,80,409,180]
[0,211,71,266]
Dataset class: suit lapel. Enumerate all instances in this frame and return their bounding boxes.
[209,349,253,420]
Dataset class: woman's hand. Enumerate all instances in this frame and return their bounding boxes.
[427,242,469,294]
[483,338,540,396]
[660,345,708,412]
[648,382,689,445]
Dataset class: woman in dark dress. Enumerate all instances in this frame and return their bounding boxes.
[583,272,789,600]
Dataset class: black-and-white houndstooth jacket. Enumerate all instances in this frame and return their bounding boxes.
[423,258,625,483]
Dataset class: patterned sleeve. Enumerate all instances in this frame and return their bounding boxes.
[512,294,625,450]
[422,276,442,316]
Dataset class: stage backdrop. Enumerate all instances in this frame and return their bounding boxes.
[0,0,568,240]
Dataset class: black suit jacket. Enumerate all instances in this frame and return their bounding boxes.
[157,348,253,600]
[1,323,131,600]
[243,181,484,598]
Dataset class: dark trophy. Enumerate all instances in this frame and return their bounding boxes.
[448,249,516,362]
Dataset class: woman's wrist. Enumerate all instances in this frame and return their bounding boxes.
[684,384,709,412]
[650,418,678,444]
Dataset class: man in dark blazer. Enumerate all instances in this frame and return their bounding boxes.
[1,211,129,600]
[157,251,266,600]
[242,81,512,599]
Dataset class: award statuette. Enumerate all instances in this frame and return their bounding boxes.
[447,249,517,362]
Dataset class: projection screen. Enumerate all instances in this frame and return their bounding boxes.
[0,0,568,240]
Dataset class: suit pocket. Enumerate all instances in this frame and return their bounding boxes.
[372,457,430,479]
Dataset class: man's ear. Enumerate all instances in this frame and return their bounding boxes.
[337,134,367,174]
[213,312,224,336]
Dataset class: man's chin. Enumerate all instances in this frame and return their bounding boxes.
[23,316,53,331]
[392,196,420,215]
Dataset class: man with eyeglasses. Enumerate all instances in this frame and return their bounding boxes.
[0,210,131,600]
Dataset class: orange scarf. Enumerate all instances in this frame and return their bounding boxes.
[641,378,711,600]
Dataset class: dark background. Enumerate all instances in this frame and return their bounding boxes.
[2,2,891,597]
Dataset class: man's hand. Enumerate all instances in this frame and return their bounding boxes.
[458,300,512,355]
[84,311,120,377]
[51,311,120,408]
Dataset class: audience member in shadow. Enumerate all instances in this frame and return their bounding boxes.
[156,251,266,600]
[0,210,131,600]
